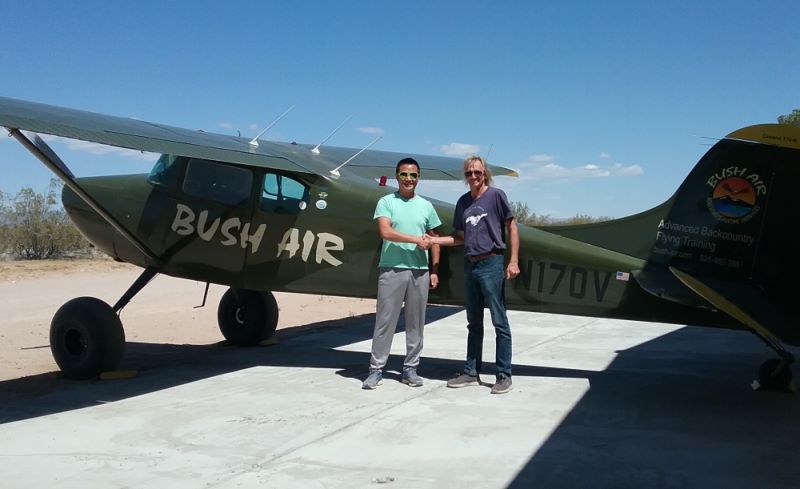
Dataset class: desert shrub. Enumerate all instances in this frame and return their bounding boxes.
[511,201,610,226]
[0,179,90,259]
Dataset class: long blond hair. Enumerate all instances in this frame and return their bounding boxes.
[463,155,493,186]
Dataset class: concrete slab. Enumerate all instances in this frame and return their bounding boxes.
[1,307,799,488]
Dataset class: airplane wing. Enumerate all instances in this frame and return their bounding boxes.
[0,97,517,181]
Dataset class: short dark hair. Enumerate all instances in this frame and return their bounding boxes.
[396,157,420,173]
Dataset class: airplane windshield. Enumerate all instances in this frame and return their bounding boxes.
[147,154,182,188]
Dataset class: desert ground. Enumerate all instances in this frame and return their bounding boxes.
[0,258,377,381]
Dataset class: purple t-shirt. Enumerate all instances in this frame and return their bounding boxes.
[453,186,514,257]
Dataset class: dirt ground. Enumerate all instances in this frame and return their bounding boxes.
[0,256,135,281]
[0,258,377,381]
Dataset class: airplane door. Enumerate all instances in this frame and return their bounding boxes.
[144,158,254,284]
[242,171,314,291]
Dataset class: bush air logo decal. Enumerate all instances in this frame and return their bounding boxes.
[705,166,767,224]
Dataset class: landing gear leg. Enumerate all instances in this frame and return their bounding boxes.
[113,266,159,313]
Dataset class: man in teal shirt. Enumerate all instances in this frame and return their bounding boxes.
[362,158,441,389]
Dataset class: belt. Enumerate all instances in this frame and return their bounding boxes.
[467,252,500,263]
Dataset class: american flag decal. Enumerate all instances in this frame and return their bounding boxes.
[616,271,630,281]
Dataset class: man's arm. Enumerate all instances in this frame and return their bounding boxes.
[505,218,520,279]
[425,230,464,247]
[427,228,440,289]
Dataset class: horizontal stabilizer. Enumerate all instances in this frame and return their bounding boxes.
[632,266,711,309]
[669,267,798,346]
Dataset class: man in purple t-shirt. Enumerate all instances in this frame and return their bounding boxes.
[425,155,520,394]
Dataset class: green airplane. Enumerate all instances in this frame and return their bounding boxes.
[1,97,798,390]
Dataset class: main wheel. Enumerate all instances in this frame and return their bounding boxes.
[217,288,279,346]
[50,297,126,379]
[758,358,793,390]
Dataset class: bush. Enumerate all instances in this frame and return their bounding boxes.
[0,179,91,259]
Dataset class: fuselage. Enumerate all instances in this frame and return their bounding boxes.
[62,154,735,332]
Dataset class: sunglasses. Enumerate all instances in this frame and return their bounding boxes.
[464,170,484,178]
[397,172,419,180]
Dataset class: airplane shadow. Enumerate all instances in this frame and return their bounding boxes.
[505,326,800,489]
[0,305,466,423]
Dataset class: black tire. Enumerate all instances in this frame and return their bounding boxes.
[217,288,279,346]
[50,297,126,379]
[758,358,793,390]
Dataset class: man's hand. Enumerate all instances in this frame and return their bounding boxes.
[430,273,439,289]
[417,234,432,250]
[506,262,520,280]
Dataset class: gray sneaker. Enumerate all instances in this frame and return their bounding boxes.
[491,375,512,394]
[446,373,480,388]
[362,370,382,390]
[401,367,423,387]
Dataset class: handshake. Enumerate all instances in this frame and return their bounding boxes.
[416,234,437,250]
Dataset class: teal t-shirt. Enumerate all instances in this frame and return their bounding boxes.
[374,192,442,269]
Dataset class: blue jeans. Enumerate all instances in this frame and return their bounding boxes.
[463,254,512,378]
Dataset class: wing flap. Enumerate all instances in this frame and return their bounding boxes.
[345,165,516,181]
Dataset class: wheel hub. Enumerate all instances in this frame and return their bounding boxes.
[63,327,88,356]
[234,307,246,325]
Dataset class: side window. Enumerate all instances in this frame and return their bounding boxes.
[148,154,182,188]
[182,159,253,206]
[260,172,309,214]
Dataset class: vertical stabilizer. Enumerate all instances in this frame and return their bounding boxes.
[650,124,798,281]
[650,124,800,344]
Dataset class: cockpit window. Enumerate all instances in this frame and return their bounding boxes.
[182,159,253,206]
[148,154,182,188]
[260,172,309,214]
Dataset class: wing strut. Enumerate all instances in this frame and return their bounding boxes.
[7,128,162,266]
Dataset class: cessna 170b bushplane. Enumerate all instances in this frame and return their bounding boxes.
[1,96,799,389]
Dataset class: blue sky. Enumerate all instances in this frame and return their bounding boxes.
[1,1,797,218]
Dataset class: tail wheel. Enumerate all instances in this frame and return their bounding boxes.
[50,297,126,379]
[217,288,279,346]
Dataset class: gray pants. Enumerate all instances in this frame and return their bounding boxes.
[369,267,430,371]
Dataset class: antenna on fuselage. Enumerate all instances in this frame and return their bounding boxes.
[312,115,352,154]
[329,135,383,177]
[248,104,295,148]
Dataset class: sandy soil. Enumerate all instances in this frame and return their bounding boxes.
[0,258,377,381]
